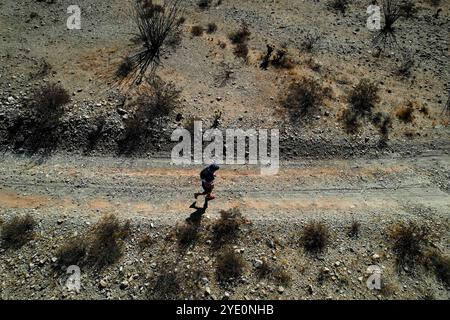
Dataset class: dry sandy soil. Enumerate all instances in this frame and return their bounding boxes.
[0,0,449,300]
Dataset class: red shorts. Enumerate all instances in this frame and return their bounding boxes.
[202,181,214,193]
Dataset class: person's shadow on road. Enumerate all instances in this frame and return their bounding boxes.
[186,198,209,223]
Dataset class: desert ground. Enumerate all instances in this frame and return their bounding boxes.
[0,0,449,300]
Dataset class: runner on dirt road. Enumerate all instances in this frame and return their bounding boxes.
[194,164,219,201]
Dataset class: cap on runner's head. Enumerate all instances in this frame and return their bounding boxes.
[208,163,220,172]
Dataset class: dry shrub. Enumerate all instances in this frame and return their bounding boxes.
[56,237,87,266]
[148,271,182,299]
[399,0,418,18]
[389,221,430,266]
[233,43,249,61]
[348,79,380,116]
[301,31,321,52]
[126,0,183,83]
[119,78,180,154]
[328,0,350,14]
[271,48,295,69]
[371,111,392,143]
[301,221,329,254]
[348,220,361,238]
[216,248,246,282]
[176,221,200,248]
[198,0,212,10]
[341,108,361,134]
[256,260,291,286]
[424,250,450,287]
[0,214,36,249]
[191,25,203,36]
[283,78,329,121]
[396,52,415,77]
[85,214,131,269]
[228,23,251,44]
[213,208,245,244]
[207,22,217,34]
[138,233,155,250]
[396,103,415,123]
[116,57,134,78]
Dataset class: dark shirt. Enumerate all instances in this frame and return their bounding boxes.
[200,168,215,183]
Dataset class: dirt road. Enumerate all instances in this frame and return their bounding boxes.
[1,151,448,223]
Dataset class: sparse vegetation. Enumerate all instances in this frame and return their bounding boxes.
[228,23,251,44]
[301,221,329,254]
[213,208,245,245]
[271,48,295,69]
[85,214,131,269]
[233,43,249,61]
[348,220,360,238]
[256,260,292,286]
[138,233,155,250]
[216,248,246,282]
[125,0,183,83]
[283,78,329,120]
[348,79,380,116]
[396,51,415,77]
[148,271,182,299]
[396,103,415,123]
[87,215,130,267]
[198,0,212,10]
[176,221,200,248]
[424,250,450,287]
[56,237,87,267]
[191,25,203,36]
[373,0,402,50]
[301,31,321,52]
[328,0,350,14]
[116,57,134,78]
[207,22,217,34]
[389,221,430,266]
[0,214,36,249]
[399,0,418,19]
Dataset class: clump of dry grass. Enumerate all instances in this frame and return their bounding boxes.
[191,25,203,36]
[216,248,246,282]
[176,221,200,248]
[396,103,415,123]
[233,43,249,61]
[0,214,36,249]
[283,78,330,121]
[212,208,245,245]
[207,22,217,34]
[328,0,350,14]
[56,214,131,269]
[86,214,131,269]
[56,236,87,267]
[300,31,321,52]
[148,271,182,299]
[389,221,430,267]
[256,260,292,286]
[348,220,361,238]
[424,250,450,287]
[301,221,329,254]
[138,233,155,250]
[228,23,251,44]
[348,79,380,116]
